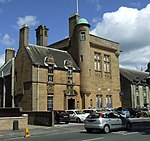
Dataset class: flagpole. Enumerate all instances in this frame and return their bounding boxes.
[76,0,79,14]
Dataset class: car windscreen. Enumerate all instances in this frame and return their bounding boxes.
[75,111,85,114]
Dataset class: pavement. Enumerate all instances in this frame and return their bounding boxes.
[0,117,150,140]
[0,123,82,140]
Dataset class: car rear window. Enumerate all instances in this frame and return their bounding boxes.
[75,111,85,114]
[88,113,106,118]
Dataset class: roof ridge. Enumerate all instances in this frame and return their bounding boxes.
[120,67,148,74]
[28,44,68,53]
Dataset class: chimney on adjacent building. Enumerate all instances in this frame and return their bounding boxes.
[35,25,49,46]
[19,24,29,47]
[5,48,15,63]
[69,13,80,38]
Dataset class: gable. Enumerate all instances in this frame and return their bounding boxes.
[25,44,80,71]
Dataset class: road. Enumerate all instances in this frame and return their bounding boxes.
[1,118,150,141]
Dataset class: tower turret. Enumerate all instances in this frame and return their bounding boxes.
[75,17,91,108]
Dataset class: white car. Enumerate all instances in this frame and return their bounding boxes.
[82,109,97,116]
[66,110,88,122]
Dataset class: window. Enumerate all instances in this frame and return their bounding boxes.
[80,31,86,41]
[47,96,53,111]
[96,95,103,109]
[136,96,140,107]
[80,55,83,62]
[48,65,54,74]
[143,87,147,104]
[106,95,112,108]
[96,95,99,109]
[99,95,103,108]
[94,52,101,71]
[104,55,110,72]
[104,55,111,78]
[45,30,48,36]
[135,85,139,92]
[68,67,73,76]
[48,64,54,83]
[108,113,118,118]
[48,75,53,82]
[144,96,147,104]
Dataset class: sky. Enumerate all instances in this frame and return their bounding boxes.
[0,0,150,71]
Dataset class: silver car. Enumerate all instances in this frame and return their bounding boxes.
[84,112,132,133]
[66,110,88,122]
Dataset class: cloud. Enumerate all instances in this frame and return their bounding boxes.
[0,0,12,3]
[0,54,5,67]
[91,4,150,70]
[0,34,15,47]
[16,16,39,28]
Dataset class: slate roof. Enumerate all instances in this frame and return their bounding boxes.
[0,59,12,78]
[120,68,149,83]
[26,44,80,71]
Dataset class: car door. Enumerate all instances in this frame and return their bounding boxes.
[67,111,76,122]
[107,113,122,129]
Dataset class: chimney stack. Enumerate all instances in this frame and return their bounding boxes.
[19,24,29,47]
[5,48,15,63]
[35,25,49,46]
[69,13,80,38]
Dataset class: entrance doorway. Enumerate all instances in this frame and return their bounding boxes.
[68,98,75,109]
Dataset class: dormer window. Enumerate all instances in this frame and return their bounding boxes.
[68,67,73,76]
[80,31,86,41]
[48,64,54,83]
[48,65,54,74]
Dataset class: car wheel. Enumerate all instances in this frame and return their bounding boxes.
[86,128,93,133]
[103,125,110,134]
[143,113,148,117]
[126,122,132,131]
[76,118,81,123]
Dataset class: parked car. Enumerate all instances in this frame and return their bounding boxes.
[127,108,141,118]
[54,110,70,124]
[115,107,130,118]
[140,108,150,117]
[84,112,132,134]
[82,109,97,116]
[66,110,88,122]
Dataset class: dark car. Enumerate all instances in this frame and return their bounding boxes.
[54,111,70,124]
[128,108,141,118]
[115,107,130,118]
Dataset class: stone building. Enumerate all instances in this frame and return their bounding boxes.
[48,13,121,109]
[14,13,121,111]
[120,68,150,108]
[15,24,80,111]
